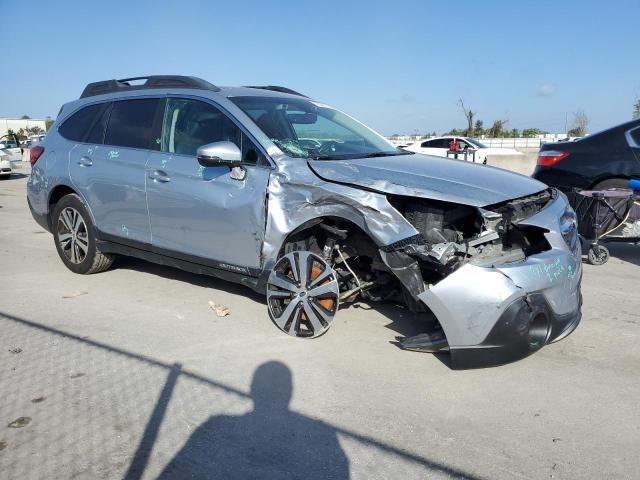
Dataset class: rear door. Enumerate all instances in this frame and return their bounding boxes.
[145,97,271,270]
[419,138,448,156]
[68,97,163,245]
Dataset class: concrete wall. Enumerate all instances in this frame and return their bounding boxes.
[486,153,538,176]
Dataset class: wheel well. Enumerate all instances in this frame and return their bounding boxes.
[590,176,629,189]
[48,185,77,228]
[279,217,379,258]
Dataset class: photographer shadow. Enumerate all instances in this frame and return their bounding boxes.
[158,361,350,479]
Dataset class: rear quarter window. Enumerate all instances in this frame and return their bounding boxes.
[104,98,162,150]
[59,103,110,142]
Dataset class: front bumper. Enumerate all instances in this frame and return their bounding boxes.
[413,190,583,369]
[416,245,582,369]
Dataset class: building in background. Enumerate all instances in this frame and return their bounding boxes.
[0,118,47,138]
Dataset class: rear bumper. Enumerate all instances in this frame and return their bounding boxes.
[28,196,50,232]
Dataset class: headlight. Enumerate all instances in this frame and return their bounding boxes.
[560,205,579,251]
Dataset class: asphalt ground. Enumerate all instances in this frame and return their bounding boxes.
[1,173,639,479]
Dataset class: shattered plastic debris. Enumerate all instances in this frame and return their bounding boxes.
[7,417,31,429]
[62,291,88,299]
[208,301,230,317]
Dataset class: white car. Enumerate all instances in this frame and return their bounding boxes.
[0,151,12,179]
[405,136,522,164]
[0,135,23,163]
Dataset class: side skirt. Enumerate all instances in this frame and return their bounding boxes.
[95,233,262,293]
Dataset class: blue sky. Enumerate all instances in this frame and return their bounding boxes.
[1,0,638,135]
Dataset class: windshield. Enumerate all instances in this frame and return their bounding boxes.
[464,137,488,149]
[230,96,410,160]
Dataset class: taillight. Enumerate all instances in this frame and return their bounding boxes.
[537,150,569,167]
[30,146,44,167]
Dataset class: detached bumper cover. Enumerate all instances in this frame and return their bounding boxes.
[417,248,582,369]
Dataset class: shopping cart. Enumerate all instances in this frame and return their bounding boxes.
[566,189,640,265]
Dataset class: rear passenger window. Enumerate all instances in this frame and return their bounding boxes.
[59,103,110,142]
[104,99,162,150]
[86,103,112,144]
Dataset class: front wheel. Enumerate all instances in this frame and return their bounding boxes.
[266,251,340,338]
[52,194,114,274]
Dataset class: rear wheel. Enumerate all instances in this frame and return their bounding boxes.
[52,194,114,274]
[267,251,339,338]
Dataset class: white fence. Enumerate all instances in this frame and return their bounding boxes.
[480,138,543,148]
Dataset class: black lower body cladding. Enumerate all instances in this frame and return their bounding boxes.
[449,289,583,370]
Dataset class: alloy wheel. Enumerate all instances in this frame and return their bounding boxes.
[267,251,339,338]
[57,207,89,264]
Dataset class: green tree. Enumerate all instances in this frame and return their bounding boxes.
[522,128,544,138]
[21,115,31,119]
[510,128,520,138]
[45,116,54,131]
[473,120,484,137]
[487,119,508,138]
[15,126,45,140]
[633,98,640,120]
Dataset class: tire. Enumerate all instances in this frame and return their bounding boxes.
[592,178,629,190]
[52,194,114,274]
[587,245,609,265]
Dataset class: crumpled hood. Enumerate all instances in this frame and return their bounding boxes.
[308,153,546,207]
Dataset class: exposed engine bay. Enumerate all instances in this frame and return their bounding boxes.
[280,189,554,316]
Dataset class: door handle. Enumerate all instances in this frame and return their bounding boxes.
[77,156,93,167]
[149,170,171,183]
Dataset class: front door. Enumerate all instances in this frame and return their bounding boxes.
[146,97,271,271]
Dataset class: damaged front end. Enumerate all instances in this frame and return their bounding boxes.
[264,156,581,369]
[384,189,582,368]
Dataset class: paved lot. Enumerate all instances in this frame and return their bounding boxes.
[1,173,639,479]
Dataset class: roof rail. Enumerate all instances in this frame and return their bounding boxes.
[243,85,308,97]
[80,75,220,99]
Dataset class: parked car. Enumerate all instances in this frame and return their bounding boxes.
[404,136,521,164]
[533,119,640,191]
[0,151,12,178]
[27,75,582,369]
[0,134,23,162]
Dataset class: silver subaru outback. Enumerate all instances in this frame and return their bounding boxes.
[27,75,582,368]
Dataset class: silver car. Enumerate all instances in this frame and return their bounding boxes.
[27,76,582,369]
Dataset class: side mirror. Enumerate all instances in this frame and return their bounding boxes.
[196,141,242,167]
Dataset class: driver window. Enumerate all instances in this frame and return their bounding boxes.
[162,98,266,165]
